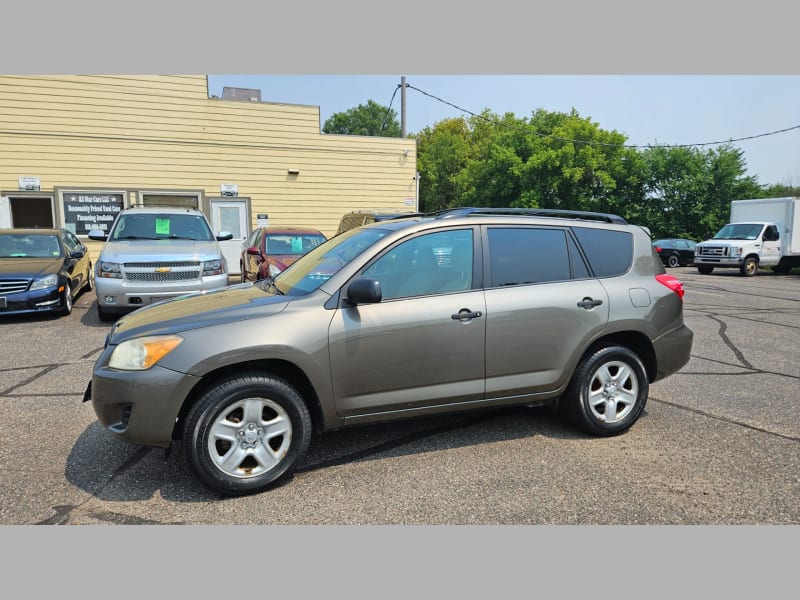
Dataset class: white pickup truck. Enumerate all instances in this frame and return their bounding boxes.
[694,197,800,276]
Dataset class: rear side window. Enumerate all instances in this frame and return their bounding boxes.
[572,227,633,277]
[487,227,572,286]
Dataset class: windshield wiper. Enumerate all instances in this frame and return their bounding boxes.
[118,235,157,240]
[257,276,284,295]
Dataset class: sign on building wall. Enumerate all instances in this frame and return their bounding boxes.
[62,192,125,235]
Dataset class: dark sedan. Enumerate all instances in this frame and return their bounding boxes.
[0,228,93,317]
[652,238,697,268]
[241,227,327,282]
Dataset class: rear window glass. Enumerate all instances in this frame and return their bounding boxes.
[572,227,633,277]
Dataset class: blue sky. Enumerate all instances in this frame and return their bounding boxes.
[207,75,800,188]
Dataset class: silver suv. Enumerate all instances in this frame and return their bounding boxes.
[88,206,232,321]
[85,208,693,496]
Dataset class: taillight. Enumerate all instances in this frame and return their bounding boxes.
[654,246,662,253]
[656,274,685,300]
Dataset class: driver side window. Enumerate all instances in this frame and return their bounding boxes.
[362,230,474,301]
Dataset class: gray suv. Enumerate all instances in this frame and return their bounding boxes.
[85,208,693,496]
[88,206,232,321]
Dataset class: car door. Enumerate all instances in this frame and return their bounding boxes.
[242,229,261,281]
[482,226,610,398]
[760,225,782,265]
[61,230,88,292]
[328,228,486,417]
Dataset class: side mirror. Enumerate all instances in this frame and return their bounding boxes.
[88,229,108,241]
[69,250,85,259]
[246,246,261,256]
[346,278,382,305]
[216,231,234,241]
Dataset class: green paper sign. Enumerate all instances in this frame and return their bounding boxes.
[155,218,170,235]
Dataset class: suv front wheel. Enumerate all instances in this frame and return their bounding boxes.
[560,345,648,436]
[183,373,312,496]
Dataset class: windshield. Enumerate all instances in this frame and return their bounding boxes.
[263,227,390,296]
[110,213,214,241]
[713,223,763,241]
[0,233,63,258]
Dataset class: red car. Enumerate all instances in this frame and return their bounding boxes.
[240,227,327,282]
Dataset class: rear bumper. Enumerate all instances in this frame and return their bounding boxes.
[652,324,693,382]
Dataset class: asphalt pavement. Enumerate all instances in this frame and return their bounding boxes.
[1,267,799,524]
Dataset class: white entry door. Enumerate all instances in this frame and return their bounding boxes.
[209,198,249,276]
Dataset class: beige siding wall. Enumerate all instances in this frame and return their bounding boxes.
[0,75,418,242]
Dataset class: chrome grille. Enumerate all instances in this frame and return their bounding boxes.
[125,271,200,282]
[123,261,199,268]
[0,279,31,294]
[698,246,726,257]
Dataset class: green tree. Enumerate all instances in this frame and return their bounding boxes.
[639,144,761,240]
[415,118,472,211]
[322,99,402,137]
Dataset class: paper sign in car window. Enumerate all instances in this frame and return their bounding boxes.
[155,218,170,236]
[291,237,303,253]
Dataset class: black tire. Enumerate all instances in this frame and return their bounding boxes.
[667,254,680,268]
[740,256,758,277]
[697,266,714,275]
[560,345,648,437]
[59,282,73,316]
[97,303,116,322]
[183,373,312,496]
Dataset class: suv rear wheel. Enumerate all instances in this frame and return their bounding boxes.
[183,373,312,496]
[560,345,648,436]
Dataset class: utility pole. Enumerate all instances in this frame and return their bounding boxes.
[401,76,406,137]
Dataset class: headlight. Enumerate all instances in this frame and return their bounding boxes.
[730,247,742,257]
[109,335,183,370]
[202,259,225,276]
[99,261,122,279]
[30,274,59,290]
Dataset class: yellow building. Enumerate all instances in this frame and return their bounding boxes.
[0,75,418,273]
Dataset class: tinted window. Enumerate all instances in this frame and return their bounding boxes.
[487,228,570,287]
[764,226,779,242]
[572,227,633,278]
[363,229,473,300]
[568,235,591,279]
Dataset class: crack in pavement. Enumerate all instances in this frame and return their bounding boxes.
[651,396,800,443]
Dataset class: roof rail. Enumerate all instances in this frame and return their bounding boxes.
[429,207,628,224]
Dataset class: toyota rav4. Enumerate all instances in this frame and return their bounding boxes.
[85,208,693,496]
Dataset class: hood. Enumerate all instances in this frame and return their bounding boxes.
[272,254,302,270]
[99,239,223,263]
[109,282,290,343]
[0,257,62,278]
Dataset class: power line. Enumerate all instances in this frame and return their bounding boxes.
[380,84,401,134]
[405,83,800,150]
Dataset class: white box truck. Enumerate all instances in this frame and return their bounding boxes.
[694,197,800,276]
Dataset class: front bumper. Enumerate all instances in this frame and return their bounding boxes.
[0,286,66,316]
[694,256,743,267]
[94,273,229,310]
[87,352,201,447]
